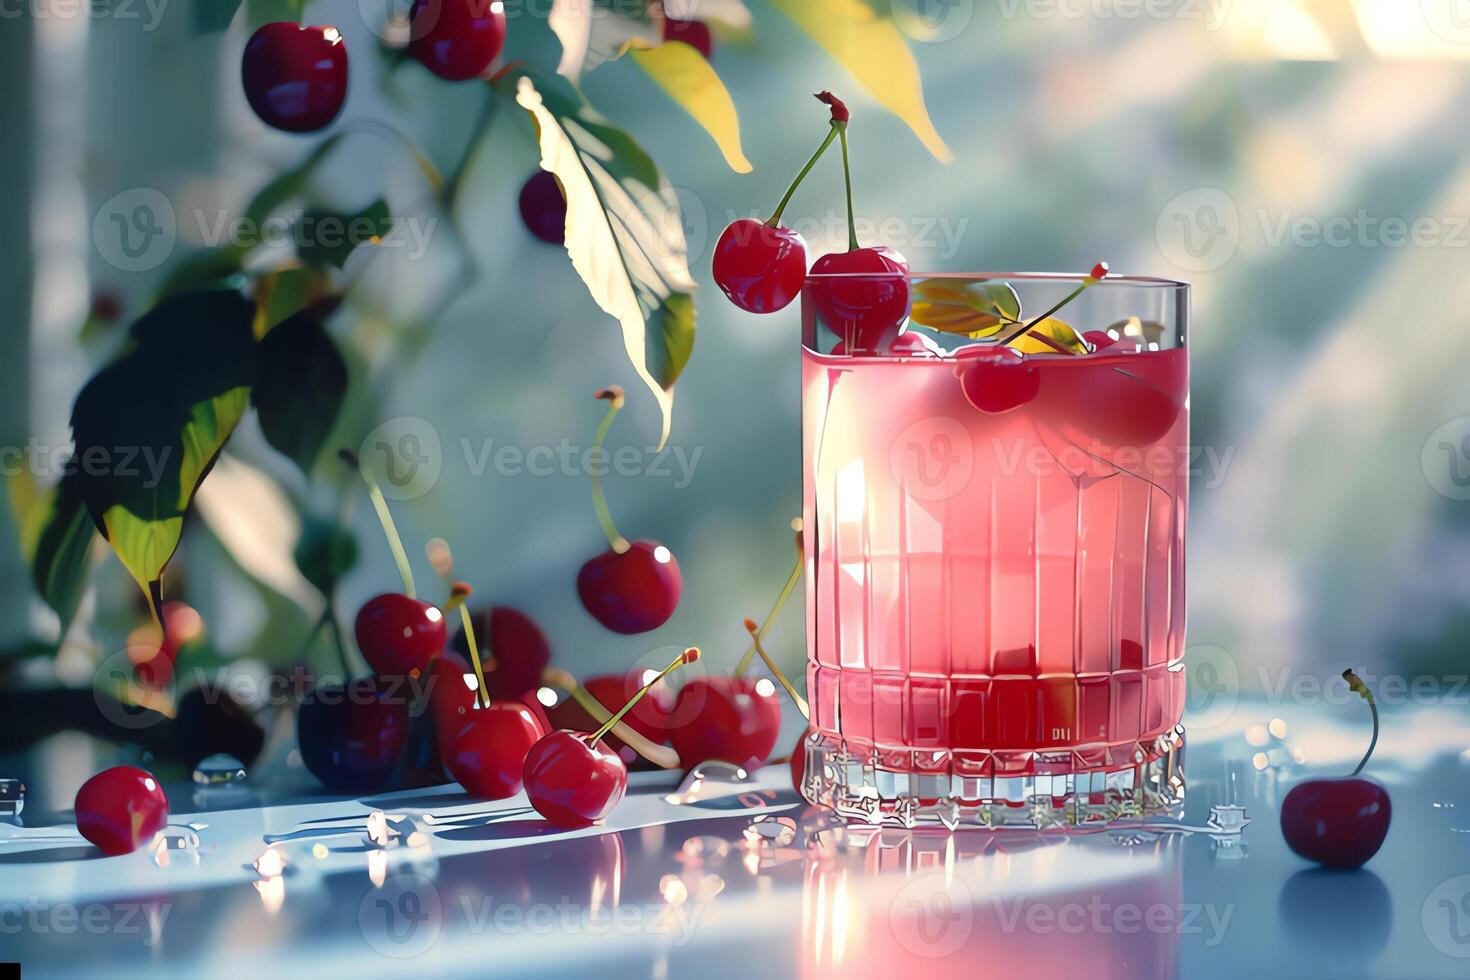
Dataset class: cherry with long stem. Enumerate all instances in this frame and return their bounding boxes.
[445,583,488,709]
[340,449,417,599]
[743,618,808,719]
[589,387,629,554]
[1343,668,1379,776]
[589,649,699,747]
[542,666,680,769]
[767,100,843,229]
[995,262,1109,349]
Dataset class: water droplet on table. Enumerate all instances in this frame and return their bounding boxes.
[0,779,25,824]
[193,753,247,786]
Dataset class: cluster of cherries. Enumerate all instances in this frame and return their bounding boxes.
[238,4,714,140]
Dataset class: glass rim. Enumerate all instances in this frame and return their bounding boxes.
[803,270,1190,289]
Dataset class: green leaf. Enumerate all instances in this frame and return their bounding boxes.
[296,198,392,269]
[910,279,1021,337]
[511,72,698,448]
[252,305,348,474]
[27,473,97,637]
[252,265,336,338]
[69,291,258,612]
[772,0,952,162]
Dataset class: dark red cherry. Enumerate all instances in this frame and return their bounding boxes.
[448,606,551,701]
[519,171,566,244]
[354,592,446,676]
[241,23,348,134]
[789,735,806,793]
[447,701,545,800]
[547,670,675,770]
[668,676,782,771]
[577,540,682,635]
[408,0,506,81]
[172,685,265,769]
[808,246,910,353]
[958,346,1040,414]
[522,730,629,828]
[1051,346,1187,449]
[712,219,808,314]
[662,18,713,59]
[74,766,169,856]
[1280,777,1391,869]
[297,678,411,793]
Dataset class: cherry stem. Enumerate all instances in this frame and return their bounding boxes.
[736,519,805,677]
[836,125,858,252]
[591,648,699,745]
[1343,668,1379,777]
[743,619,808,720]
[454,585,490,709]
[325,611,353,678]
[541,667,681,769]
[589,390,629,554]
[996,265,1108,350]
[768,126,838,228]
[339,449,417,599]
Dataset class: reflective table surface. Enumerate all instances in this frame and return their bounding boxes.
[3,699,1468,979]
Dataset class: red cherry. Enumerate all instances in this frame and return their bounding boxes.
[1280,778,1391,869]
[789,735,806,793]
[522,730,629,828]
[447,701,544,800]
[408,0,506,81]
[808,246,910,353]
[297,678,411,793]
[519,171,566,244]
[354,592,446,676]
[448,606,551,701]
[1082,329,1118,352]
[887,331,941,357]
[74,766,169,856]
[1090,261,1110,280]
[958,346,1040,413]
[662,18,713,59]
[668,676,782,770]
[241,23,348,134]
[712,219,808,314]
[577,540,682,635]
[426,650,481,751]
[90,290,123,324]
[1048,347,1186,448]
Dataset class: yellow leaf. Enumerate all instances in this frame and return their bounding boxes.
[550,0,660,81]
[771,0,951,163]
[1007,318,1089,355]
[910,279,1018,336]
[630,42,752,173]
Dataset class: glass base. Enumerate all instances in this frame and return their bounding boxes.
[798,727,1186,829]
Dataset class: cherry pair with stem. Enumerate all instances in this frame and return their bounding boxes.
[577,387,682,634]
[242,4,506,134]
[1279,669,1391,869]
[714,92,908,355]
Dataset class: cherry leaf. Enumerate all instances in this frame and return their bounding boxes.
[910,280,1021,337]
[513,72,697,448]
[771,0,952,162]
[629,41,752,173]
[23,472,97,638]
[550,0,661,81]
[252,304,348,474]
[69,291,257,614]
[296,198,393,270]
[1007,317,1089,355]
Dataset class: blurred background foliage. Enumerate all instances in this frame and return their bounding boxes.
[2,0,1470,717]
